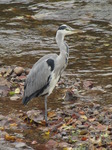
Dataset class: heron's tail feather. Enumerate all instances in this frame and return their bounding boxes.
[22,92,38,105]
[22,96,30,105]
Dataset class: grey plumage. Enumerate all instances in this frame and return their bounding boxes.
[22,24,76,125]
[23,54,58,104]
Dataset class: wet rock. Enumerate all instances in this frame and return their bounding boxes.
[58,142,69,148]
[31,140,37,145]
[14,67,24,76]
[94,110,99,115]
[64,90,77,101]
[62,136,69,140]
[77,125,87,129]
[46,139,58,149]
[27,110,44,123]
[83,80,93,90]
[0,85,10,97]
[10,95,20,101]
[15,142,26,148]
[94,104,100,109]
[55,133,62,139]
[105,84,112,89]
[62,131,67,136]
[25,68,30,75]
[4,67,13,77]
[0,67,6,75]
[92,86,106,93]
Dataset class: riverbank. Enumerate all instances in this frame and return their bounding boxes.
[0,65,112,150]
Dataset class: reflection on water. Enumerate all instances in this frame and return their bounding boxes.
[0,0,112,104]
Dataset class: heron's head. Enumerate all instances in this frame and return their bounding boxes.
[57,24,76,36]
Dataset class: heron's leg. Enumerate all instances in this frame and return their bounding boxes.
[44,96,48,126]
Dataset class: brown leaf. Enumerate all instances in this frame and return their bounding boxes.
[79,111,85,115]
[5,134,16,141]
[81,137,88,141]
[10,123,17,127]
[66,118,73,125]
[48,111,56,118]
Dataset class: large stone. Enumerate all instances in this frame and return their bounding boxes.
[14,67,24,76]
[10,95,20,101]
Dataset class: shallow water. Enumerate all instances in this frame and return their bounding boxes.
[0,0,112,104]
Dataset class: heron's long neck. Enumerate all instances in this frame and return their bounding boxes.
[56,33,69,59]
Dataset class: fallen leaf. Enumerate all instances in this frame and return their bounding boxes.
[79,111,85,115]
[81,137,88,141]
[104,43,110,47]
[0,126,4,131]
[48,111,56,118]
[63,147,73,150]
[66,118,74,125]
[5,134,16,141]
[9,91,15,96]
[80,115,87,120]
[10,123,17,127]
[0,74,2,77]
[101,132,108,138]
[45,131,50,136]
[15,88,20,94]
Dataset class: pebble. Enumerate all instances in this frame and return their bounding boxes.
[46,139,58,149]
[14,67,24,76]
[62,131,67,136]
[56,133,62,139]
[77,125,87,129]
[15,142,26,148]
[94,110,99,115]
[10,95,20,101]
[94,104,100,109]
[58,142,69,148]
[105,84,112,89]
[64,90,77,101]
[31,140,37,145]
[62,136,69,140]
[0,114,6,121]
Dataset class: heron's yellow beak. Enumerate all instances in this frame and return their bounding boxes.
[67,29,84,35]
[72,29,85,34]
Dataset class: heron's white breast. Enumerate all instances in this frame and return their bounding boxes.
[48,72,59,95]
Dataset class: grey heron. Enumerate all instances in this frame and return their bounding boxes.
[22,24,79,125]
